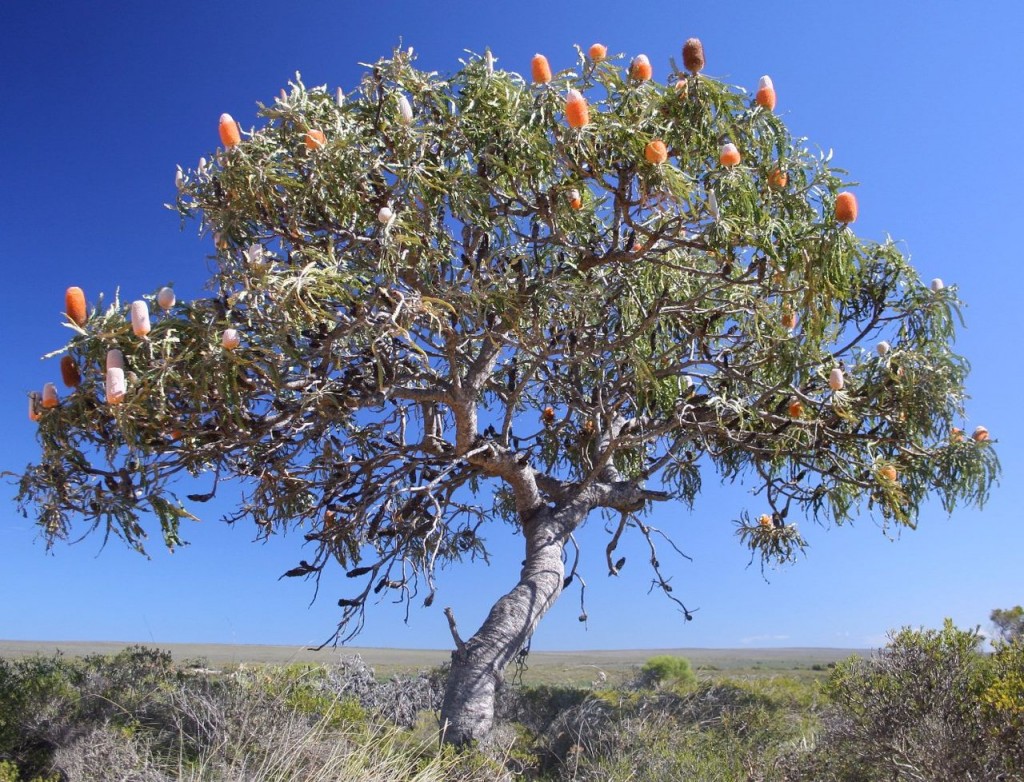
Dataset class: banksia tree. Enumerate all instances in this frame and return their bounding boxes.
[15,45,998,745]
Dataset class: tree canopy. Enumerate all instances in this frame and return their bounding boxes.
[991,606,1024,643]
[18,44,998,653]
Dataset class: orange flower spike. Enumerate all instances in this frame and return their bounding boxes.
[41,383,59,409]
[787,397,804,419]
[305,129,326,150]
[222,328,241,351]
[719,142,741,167]
[972,426,990,443]
[65,286,87,327]
[157,287,176,311]
[531,53,552,84]
[758,514,773,528]
[565,89,590,129]
[835,191,858,224]
[219,113,241,148]
[541,406,556,425]
[755,75,777,110]
[768,169,788,189]
[106,368,126,405]
[60,355,81,388]
[781,307,798,330]
[644,140,668,165]
[682,38,705,73]
[568,189,582,210]
[588,43,607,63]
[878,465,898,482]
[631,54,652,82]
[130,300,151,338]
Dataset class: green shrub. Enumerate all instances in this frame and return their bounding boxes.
[788,620,1024,780]
[528,677,819,781]
[638,655,696,689]
[0,760,59,782]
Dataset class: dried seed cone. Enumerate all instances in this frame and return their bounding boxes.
[60,355,81,388]
[106,367,126,405]
[588,43,607,62]
[65,286,87,327]
[305,129,326,150]
[531,53,552,84]
[219,113,241,148]
[682,38,705,73]
[41,382,59,409]
[835,191,858,223]
[130,300,151,337]
[644,140,668,164]
[565,90,590,128]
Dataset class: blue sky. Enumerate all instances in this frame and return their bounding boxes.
[2,1,1021,652]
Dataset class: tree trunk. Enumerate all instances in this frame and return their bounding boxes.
[439,501,583,745]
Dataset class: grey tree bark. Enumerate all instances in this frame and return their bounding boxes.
[439,499,586,745]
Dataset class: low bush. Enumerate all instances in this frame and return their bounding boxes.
[0,648,462,781]
[14,633,1019,781]
[786,620,1024,781]
[635,655,696,690]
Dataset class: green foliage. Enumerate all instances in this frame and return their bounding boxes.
[0,761,59,782]
[533,678,818,781]
[16,45,998,647]
[639,654,696,689]
[796,620,1024,780]
[992,605,1024,642]
[255,663,367,727]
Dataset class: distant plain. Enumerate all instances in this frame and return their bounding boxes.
[0,640,866,686]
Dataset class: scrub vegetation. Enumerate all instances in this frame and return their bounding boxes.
[1,618,1022,781]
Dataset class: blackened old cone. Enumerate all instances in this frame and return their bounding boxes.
[683,38,705,73]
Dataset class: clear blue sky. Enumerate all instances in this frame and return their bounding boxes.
[2,1,1021,652]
